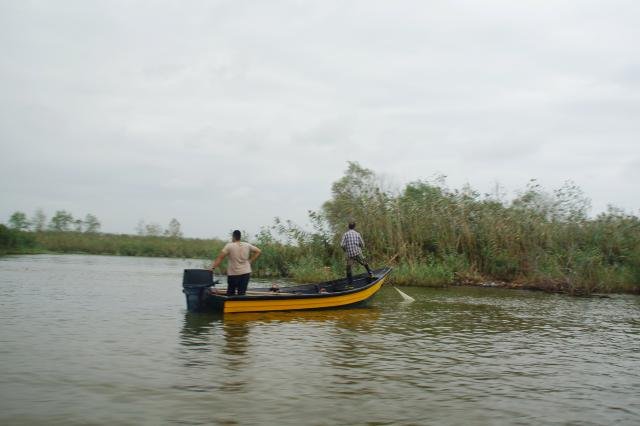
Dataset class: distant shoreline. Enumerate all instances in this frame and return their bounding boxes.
[3,249,637,297]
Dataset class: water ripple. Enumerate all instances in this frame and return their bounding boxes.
[1,255,638,425]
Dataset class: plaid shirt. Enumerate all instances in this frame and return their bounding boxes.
[340,229,365,258]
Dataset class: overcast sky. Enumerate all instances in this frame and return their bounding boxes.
[1,0,639,238]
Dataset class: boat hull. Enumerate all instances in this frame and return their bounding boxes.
[182,268,391,314]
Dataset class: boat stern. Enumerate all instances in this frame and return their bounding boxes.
[182,269,216,312]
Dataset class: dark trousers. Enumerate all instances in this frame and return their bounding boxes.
[227,273,250,296]
[346,254,372,284]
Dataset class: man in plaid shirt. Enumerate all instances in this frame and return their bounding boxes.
[341,221,373,285]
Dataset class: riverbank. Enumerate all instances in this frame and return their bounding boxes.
[2,240,637,295]
[3,164,639,295]
[1,226,639,295]
[0,229,301,279]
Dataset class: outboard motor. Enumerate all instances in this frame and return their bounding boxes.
[182,269,217,312]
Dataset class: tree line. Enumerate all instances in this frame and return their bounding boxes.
[6,210,184,238]
[8,209,101,233]
[2,164,639,294]
[135,218,183,238]
[1,210,186,256]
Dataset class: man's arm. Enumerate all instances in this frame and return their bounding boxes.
[210,251,227,270]
[358,234,365,248]
[249,246,262,264]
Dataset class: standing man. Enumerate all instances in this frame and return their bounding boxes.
[340,221,373,285]
[210,230,261,296]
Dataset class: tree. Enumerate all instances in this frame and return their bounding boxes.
[322,161,379,234]
[145,223,163,236]
[49,210,74,231]
[73,219,84,232]
[165,218,183,238]
[511,179,555,219]
[136,220,146,236]
[552,181,591,222]
[31,209,47,231]
[8,211,30,231]
[84,214,101,233]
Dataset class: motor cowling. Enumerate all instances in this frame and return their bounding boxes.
[182,269,215,311]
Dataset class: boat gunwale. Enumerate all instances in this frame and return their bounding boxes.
[209,267,392,302]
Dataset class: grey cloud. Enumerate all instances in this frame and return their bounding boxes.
[1,0,639,237]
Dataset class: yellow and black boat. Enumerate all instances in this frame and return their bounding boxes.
[182,267,391,314]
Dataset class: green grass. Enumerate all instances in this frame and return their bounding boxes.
[33,231,221,259]
[390,262,454,287]
[287,255,340,283]
[0,225,39,255]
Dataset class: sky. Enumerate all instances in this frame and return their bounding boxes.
[1,0,639,239]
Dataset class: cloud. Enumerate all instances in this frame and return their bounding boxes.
[1,0,639,237]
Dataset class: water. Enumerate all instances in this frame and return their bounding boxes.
[1,255,639,425]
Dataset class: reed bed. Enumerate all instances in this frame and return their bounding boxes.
[280,163,640,294]
[3,163,639,294]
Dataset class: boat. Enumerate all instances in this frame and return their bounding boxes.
[182,267,392,314]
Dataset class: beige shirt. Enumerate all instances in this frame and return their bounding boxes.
[222,241,258,276]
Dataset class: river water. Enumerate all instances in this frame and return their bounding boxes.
[0,254,638,425]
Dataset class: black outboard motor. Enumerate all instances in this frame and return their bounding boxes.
[182,269,217,312]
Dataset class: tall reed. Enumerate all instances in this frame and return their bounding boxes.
[291,162,639,294]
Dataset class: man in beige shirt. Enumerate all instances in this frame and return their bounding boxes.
[210,230,262,296]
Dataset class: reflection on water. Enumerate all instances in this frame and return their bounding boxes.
[179,308,383,373]
[1,255,639,425]
[180,308,383,343]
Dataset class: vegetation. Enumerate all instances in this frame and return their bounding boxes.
[32,231,221,259]
[2,163,639,295]
[293,162,639,294]
[135,219,183,237]
[9,212,30,231]
[0,225,38,255]
[0,211,195,258]
[249,163,639,294]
